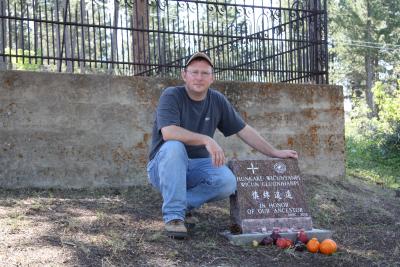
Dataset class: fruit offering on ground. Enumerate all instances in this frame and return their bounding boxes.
[270,229,281,245]
[297,229,309,244]
[259,236,274,246]
[306,238,320,253]
[252,240,259,247]
[229,224,242,234]
[319,239,337,255]
[294,240,307,252]
[276,238,293,249]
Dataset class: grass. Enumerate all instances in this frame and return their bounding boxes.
[3,211,27,233]
[345,121,400,189]
[1,177,399,266]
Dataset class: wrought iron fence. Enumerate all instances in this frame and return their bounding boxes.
[0,0,328,83]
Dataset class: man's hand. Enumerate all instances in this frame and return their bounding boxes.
[272,149,298,159]
[161,125,225,167]
[204,137,226,167]
[237,125,299,159]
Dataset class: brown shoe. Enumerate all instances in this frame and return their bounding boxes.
[185,212,199,229]
[165,219,187,239]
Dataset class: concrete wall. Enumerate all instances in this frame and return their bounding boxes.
[0,70,344,188]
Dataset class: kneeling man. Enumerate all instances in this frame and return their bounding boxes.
[147,52,298,238]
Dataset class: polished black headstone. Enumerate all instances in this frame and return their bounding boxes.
[228,159,313,234]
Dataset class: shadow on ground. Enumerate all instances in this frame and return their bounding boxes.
[0,175,399,266]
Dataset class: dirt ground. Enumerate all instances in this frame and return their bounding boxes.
[0,175,399,267]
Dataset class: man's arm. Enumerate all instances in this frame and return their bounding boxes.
[161,125,226,167]
[237,125,298,159]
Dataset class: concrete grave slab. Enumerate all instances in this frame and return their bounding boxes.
[221,229,332,246]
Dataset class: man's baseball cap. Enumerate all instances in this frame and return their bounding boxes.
[185,52,213,68]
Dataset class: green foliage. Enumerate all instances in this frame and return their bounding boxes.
[330,0,400,188]
[346,80,400,188]
[373,81,400,122]
[346,125,400,189]
[5,48,42,71]
[373,80,400,154]
[329,0,400,90]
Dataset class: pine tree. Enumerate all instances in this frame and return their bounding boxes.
[329,0,400,117]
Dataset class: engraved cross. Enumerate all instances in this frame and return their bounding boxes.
[247,162,259,174]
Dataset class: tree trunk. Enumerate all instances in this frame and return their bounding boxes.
[55,0,61,71]
[308,0,320,84]
[0,0,6,69]
[79,0,86,73]
[18,1,25,51]
[364,0,376,118]
[33,0,38,65]
[132,0,149,75]
[63,0,72,72]
[56,0,72,72]
[365,52,376,117]
[109,0,119,74]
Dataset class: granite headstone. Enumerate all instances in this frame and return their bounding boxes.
[228,159,313,234]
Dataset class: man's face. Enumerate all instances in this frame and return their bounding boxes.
[181,60,214,100]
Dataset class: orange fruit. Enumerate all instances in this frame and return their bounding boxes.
[306,238,320,253]
[319,239,337,255]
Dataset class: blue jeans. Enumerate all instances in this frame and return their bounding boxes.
[146,140,237,223]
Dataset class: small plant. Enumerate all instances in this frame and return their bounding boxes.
[105,231,128,255]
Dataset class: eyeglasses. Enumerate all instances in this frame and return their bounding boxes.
[185,70,213,78]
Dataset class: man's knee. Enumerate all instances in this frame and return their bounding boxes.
[159,140,187,160]
[217,168,237,197]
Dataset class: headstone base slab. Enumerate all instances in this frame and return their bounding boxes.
[221,229,332,246]
[240,217,313,233]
